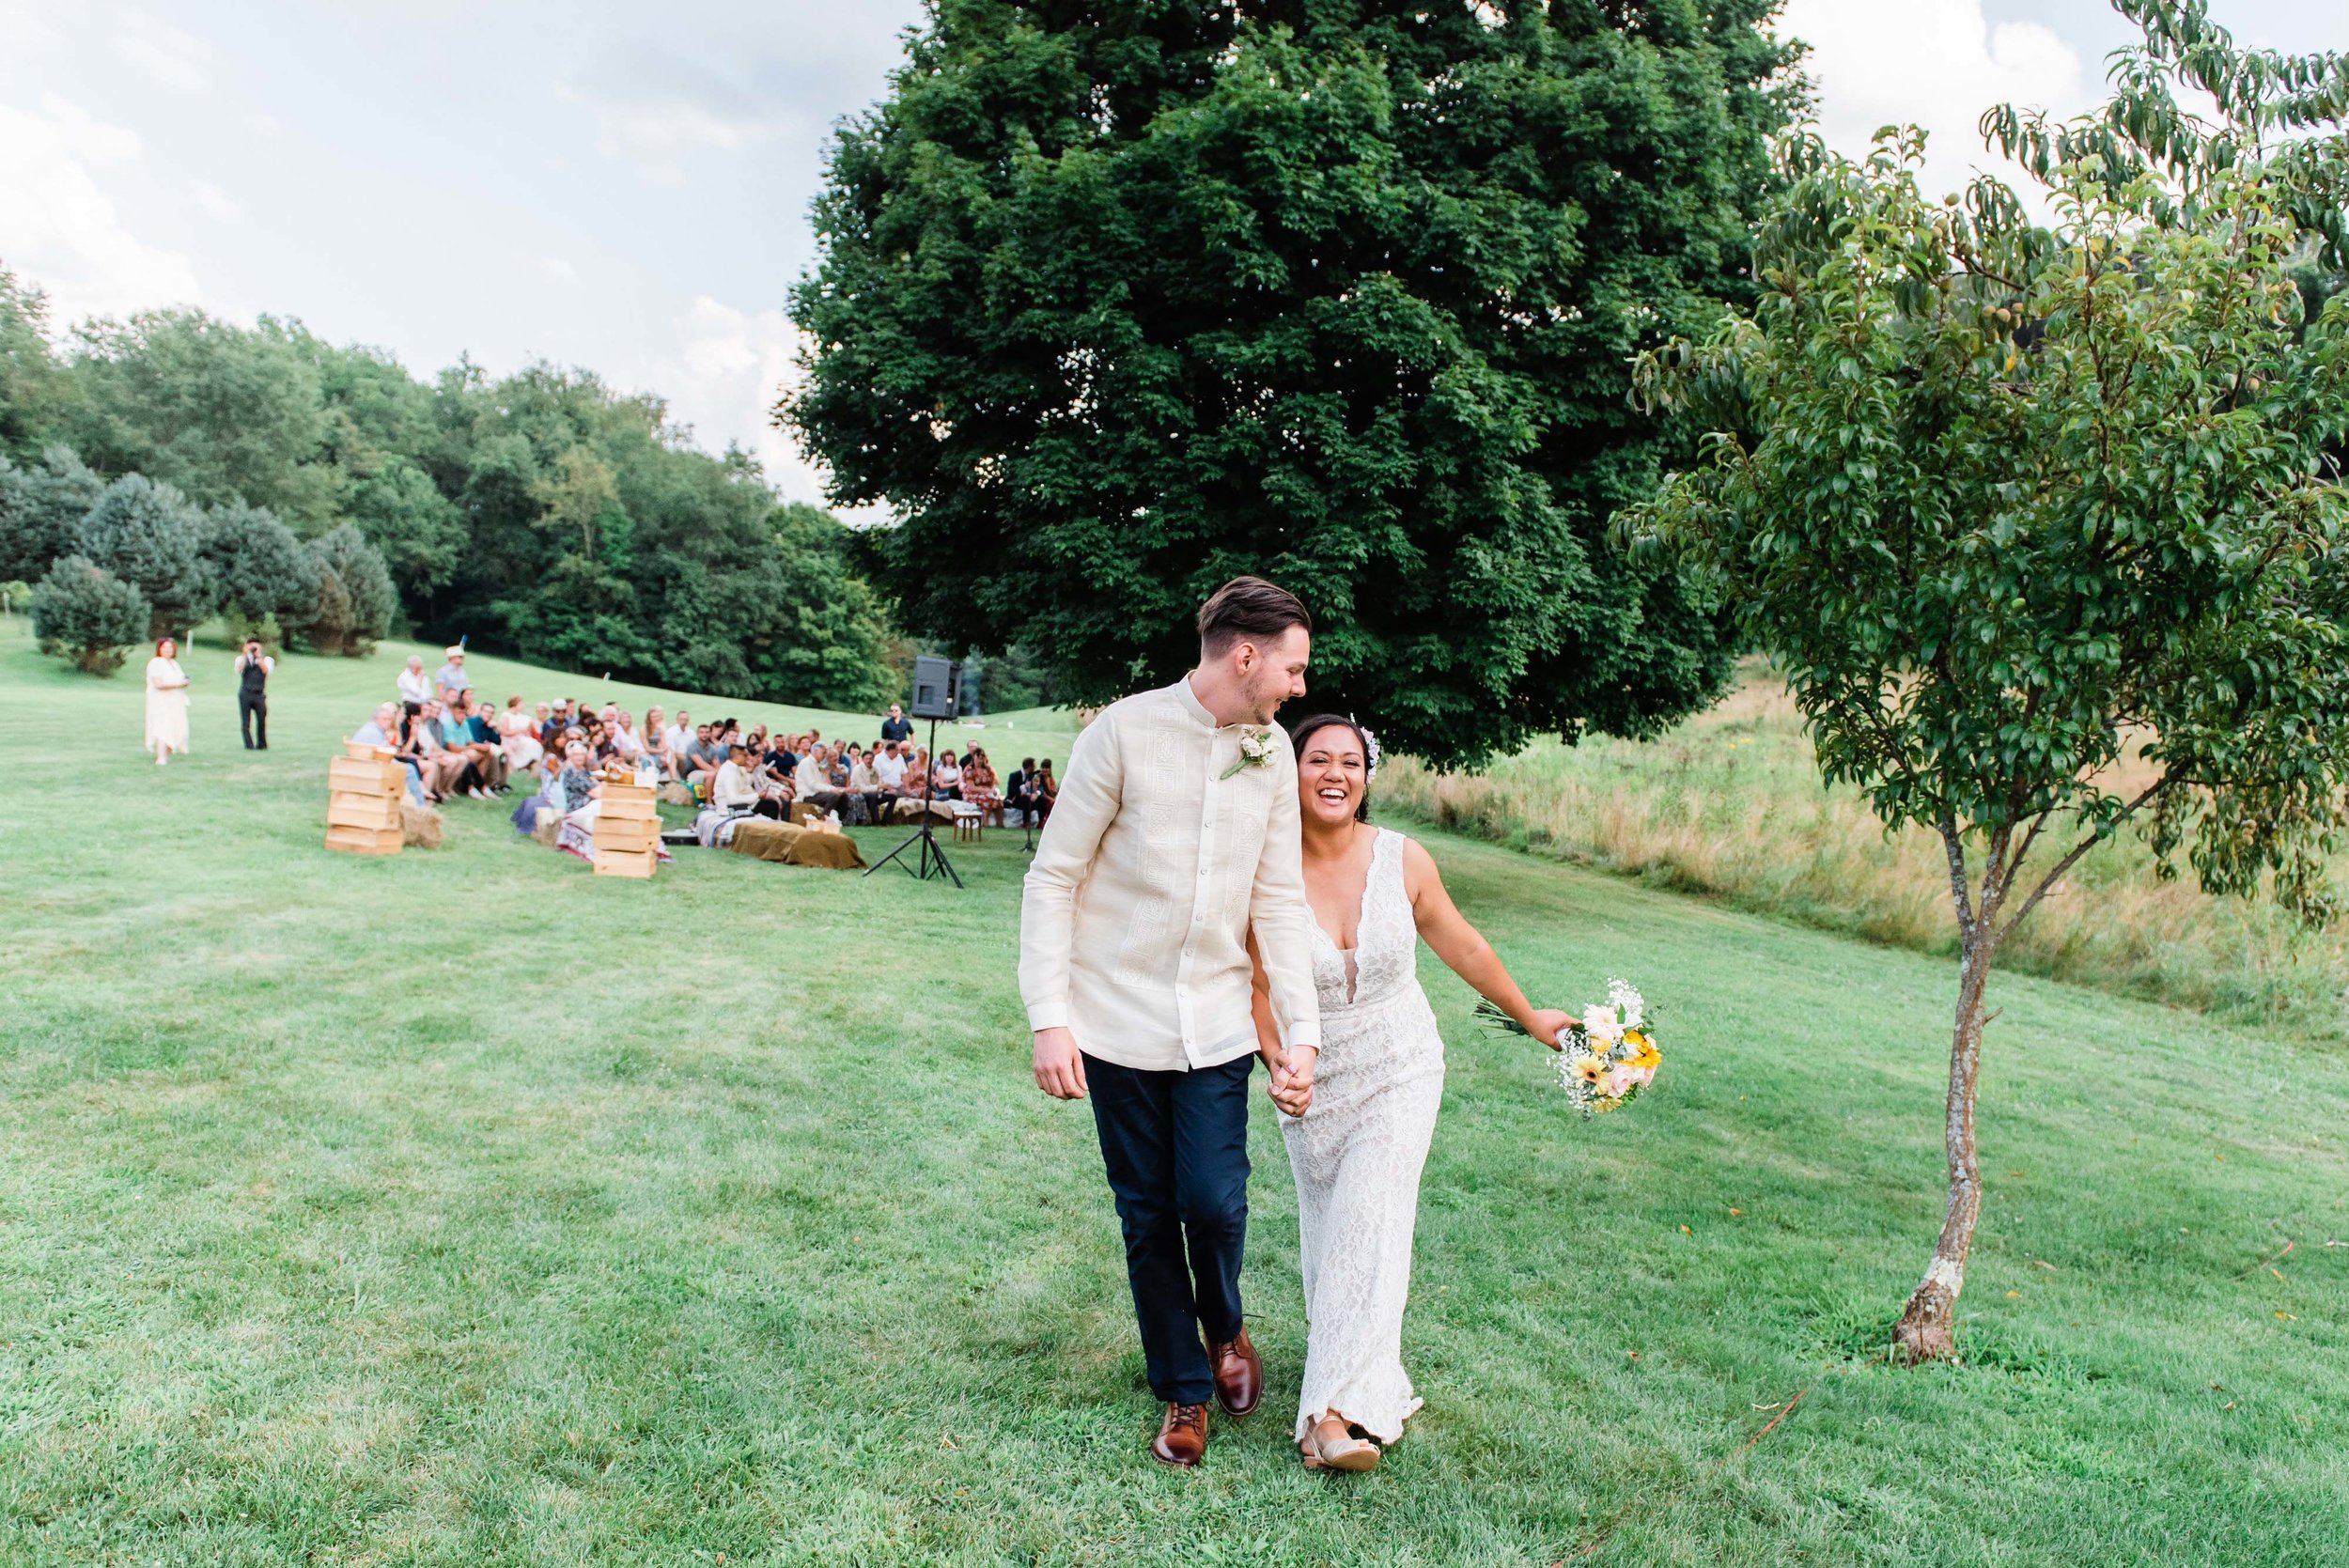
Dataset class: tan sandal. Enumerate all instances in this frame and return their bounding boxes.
[1300,1417,1379,1472]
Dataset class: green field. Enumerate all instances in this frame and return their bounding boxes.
[2,619,2343,1566]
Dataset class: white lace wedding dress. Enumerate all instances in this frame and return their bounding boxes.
[1283,826,1444,1443]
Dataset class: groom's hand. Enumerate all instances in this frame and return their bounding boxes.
[1268,1047,1315,1117]
[1033,1027,1088,1100]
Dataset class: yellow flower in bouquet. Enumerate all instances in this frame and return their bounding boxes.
[1479,979,1663,1119]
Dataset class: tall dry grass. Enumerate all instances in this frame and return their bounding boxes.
[1378,664,2349,1040]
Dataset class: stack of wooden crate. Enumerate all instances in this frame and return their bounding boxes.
[594,776,660,877]
[326,739,405,856]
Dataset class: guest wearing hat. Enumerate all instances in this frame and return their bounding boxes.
[436,646,471,701]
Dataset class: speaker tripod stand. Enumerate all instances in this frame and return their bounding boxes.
[863,716,963,888]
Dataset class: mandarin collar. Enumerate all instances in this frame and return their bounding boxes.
[1173,674,1237,732]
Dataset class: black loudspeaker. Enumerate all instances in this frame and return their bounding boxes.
[911,656,961,721]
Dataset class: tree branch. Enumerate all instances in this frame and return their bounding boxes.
[1940,816,1975,942]
[1994,777,2172,946]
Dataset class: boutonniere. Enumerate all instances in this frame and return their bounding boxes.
[1219,727,1274,781]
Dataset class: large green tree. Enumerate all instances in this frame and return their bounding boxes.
[0,445,103,582]
[1626,6,2349,1361]
[0,268,63,461]
[788,0,1799,766]
[61,310,342,529]
[76,474,213,640]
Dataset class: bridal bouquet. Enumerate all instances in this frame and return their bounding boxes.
[1479,979,1660,1116]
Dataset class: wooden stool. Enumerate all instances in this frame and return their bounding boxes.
[953,805,983,844]
[326,739,404,855]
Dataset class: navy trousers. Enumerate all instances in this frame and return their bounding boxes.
[1083,1050,1254,1406]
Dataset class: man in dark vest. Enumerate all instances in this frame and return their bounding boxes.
[234,639,274,750]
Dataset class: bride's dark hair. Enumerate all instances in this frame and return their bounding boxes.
[1285,713,1373,823]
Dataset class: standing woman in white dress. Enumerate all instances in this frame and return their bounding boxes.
[144,637,192,766]
[1249,714,1576,1472]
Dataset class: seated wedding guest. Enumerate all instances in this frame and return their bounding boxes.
[873,739,908,796]
[713,741,762,815]
[430,699,493,800]
[846,746,882,823]
[397,654,431,706]
[537,701,564,753]
[610,708,644,761]
[404,702,462,801]
[683,723,726,794]
[762,731,800,781]
[500,695,543,773]
[453,694,510,791]
[931,746,963,800]
[435,646,470,700]
[355,701,428,805]
[557,741,599,813]
[962,747,1002,820]
[511,748,569,834]
[753,741,798,806]
[1033,757,1058,822]
[471,695,514,789]
[665,708,692,760]
[1003,755,1034,825]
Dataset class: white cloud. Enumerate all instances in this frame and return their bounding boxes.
[190,177,242,223]
[0,92,202,324]
[654,294,883,520]
[115,11,213,93]
[1779,0,2090,206]
[560,44,786,184]
[540,256,579,283]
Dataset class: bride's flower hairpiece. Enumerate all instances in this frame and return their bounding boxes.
[1357,722,1380,780]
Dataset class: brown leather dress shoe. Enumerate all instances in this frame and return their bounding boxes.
[1208,1328,1263,1419]
[1151,1402,1208,1468]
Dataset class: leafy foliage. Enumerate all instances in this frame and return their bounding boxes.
[302,524,397,658]
[0,271,61,461]
[201,499,321,636]
[31,553,149,675]
[75,474,213,640]
[1626,2,2349,1357]
[788,0,1801,767]
[0,445,103,582]
[0,268,900,707]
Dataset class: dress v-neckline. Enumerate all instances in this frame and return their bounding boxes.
[1311,828,1382,1003]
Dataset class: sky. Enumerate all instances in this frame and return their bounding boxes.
[1,1,2340,508]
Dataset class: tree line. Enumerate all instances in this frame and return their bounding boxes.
[0,277,899,706]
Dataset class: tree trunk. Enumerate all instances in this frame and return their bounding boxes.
[1893,923,1997,1362]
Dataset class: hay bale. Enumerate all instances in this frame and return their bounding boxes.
[658,782,694,807]
[400,800,446,849]
[532,815,561,847]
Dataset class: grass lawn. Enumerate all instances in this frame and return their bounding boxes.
[2,619,2343,1566]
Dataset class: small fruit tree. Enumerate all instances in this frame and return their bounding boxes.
[1626,4,2349,1359]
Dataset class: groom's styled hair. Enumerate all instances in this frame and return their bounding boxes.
[1197,576,1311,657]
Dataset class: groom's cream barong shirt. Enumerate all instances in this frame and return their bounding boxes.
[1020,677,1321,1072]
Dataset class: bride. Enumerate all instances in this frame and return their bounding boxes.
[1249,714,1576,1472]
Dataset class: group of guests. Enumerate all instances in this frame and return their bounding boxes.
[363,651,1064,838]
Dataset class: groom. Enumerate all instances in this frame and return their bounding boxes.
[1021,576,1323,1467]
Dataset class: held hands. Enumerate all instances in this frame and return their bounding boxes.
[1524,1008,1579,1051]
[1267,1046,1315,1118]
[1032,1026,1088,1100]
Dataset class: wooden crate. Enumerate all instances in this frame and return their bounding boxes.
[329,756,406,794]
[594,846,659,878]
[596,815,661,854]
[325,823,403,856]
[327,738,405,856]
[326,794,401,831]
